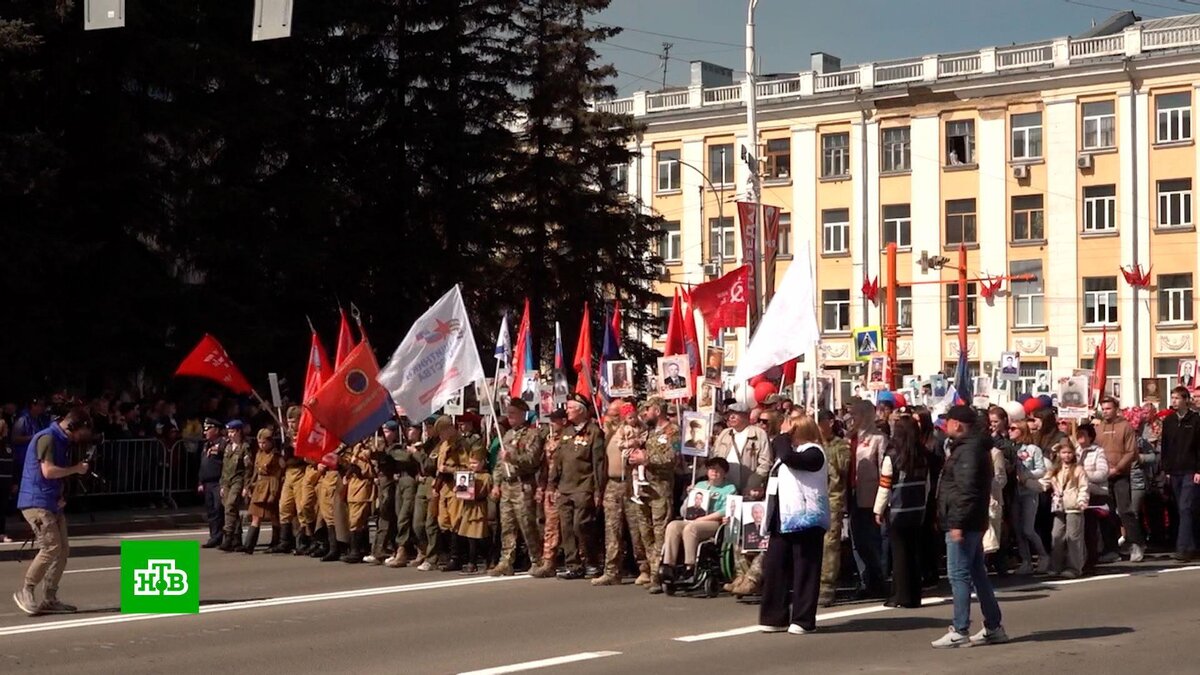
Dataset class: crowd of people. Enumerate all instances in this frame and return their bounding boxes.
[6,381,1200,645]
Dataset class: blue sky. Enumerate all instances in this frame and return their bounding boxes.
[595,0,1193,94]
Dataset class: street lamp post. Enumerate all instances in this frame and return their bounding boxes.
[673,156,726,267]
[745,0,763,327]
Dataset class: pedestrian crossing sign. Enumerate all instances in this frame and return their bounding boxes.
[853,326,881,362]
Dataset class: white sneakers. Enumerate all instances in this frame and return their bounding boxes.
[787,624,815,635]
[1129,544,1146,563]
[931,625,1009,648]
[758,625,787,633]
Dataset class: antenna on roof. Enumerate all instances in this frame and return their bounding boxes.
[660,42,674,89]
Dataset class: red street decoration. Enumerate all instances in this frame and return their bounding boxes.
[1094,324,1108,400]
[664,287,686,358]
[861,276,879,305]
[679,287,702,378]
[295,331,337,460]
[762,204,782,301]
[174,334,253,394]
[736,201,760,319]
[572,303,593,398]
[1121,264,1152,289]
[690,264,750,334]
[979,275,1003,304]
[305,340,394,448]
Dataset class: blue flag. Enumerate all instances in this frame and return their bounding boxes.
[953,346,972,405]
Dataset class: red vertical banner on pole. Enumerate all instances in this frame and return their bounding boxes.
[737,201,759,322]
[762,204,781,304]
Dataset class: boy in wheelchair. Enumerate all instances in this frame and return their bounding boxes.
[657,457,738,597]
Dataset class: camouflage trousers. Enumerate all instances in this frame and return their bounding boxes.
[819,516,844,601]
[601,480,647,577]
[278,466,306,525]
[541,490,560,563]
[630,478,671,578]
[498,479,542,566]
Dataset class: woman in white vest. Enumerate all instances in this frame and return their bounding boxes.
[758,415,830,635]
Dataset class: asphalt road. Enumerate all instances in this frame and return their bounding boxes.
[1,528,1198,674]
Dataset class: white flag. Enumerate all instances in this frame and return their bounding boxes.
[734,245,819,382]
[378,285,486,421]
[494,315,511,369]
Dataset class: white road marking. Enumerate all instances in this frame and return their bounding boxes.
[1159,565,1200,573]
[0,575,528,638]
[1045,573,1130,586]
[63,567,120,575]
[120,529,226,539]
[674,596,949,642]
[457,651,621,675]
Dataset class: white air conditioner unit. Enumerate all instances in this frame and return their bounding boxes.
[1076,153,1093,170]
[703,262,721,277]
[656,264,670,281]
[1011,164,1028,179]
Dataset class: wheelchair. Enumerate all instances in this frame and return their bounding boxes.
[658,522,737,598]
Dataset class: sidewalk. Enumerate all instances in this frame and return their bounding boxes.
[3,506,207,541]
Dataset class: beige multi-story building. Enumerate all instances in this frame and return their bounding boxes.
[602,12,1200,402]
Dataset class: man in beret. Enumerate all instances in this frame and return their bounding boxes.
[198,418,227,548]
[547,394,606,579]
[217,421,253,552]
[932,405,1008,648]
[488,399,545,576]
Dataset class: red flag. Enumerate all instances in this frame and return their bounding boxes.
[305,341,394,447]
[335,310,356,369]
[573,303,593,397]
[762,204,782,302]
[664,287,685,357]
[511,300,532,399]
[1095,324,1108,402]
[295,332,337,460]
[173,334,253,394]
[737,201,760,319]
[680,288,701,378]
[690,264,750,334]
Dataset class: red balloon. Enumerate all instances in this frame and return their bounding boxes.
[749,374,767,387]
[1023,397,1042,414]
[753,381,778,405]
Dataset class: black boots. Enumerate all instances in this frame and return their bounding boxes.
[218,530,236,552]
[270,523,294,554]
[309,526,330,559]
[341,530,367,564]
[294,530,311,556]
[242,526,261,555]
[321,528,343,562]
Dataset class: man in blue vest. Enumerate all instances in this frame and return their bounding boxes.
[12,409,91,616]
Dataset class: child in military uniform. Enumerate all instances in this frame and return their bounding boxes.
[243,429,284,555]
[456,454,493,574]
[343,442,376,563]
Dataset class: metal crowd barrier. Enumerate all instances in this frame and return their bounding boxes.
[67,438,203,508]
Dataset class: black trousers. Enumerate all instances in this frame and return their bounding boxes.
[889,523,923,607]
[759,527,825,630]
[202,481,222,541]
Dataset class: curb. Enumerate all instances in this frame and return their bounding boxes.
[5,511,208,540]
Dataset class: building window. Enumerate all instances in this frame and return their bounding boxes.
[1010,259,1044,327]
[822,289,851,332]
[608,163,628,191]
[881,286,912,330]
[1156,91,1192,144]
[1082,101,1116,150]
[946,282,978,329]
[1158,273,1193,324]
[822,208,849,255]
[708,143,734,186]
[777,213,792,258]
[659,222,681,263]
[708,217,735,261]
[1083,276,1118,326]
[1157,178,1193,229]
[1011,112,1043,160]
[1079,357,1121,397]
[656,149,680,192]
[882,126,911,172]
[656,302,672,332]
[945,198,977,245]
[1157,357,1182,392]
[821,132,850,178]
[765,138,791,180]
[1083,185,1117,232]
[1011,194,1045,242]
[945,119,975,165]
[882,204,911,249]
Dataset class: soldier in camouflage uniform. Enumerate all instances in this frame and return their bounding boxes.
[217,421,253,552]
[593,400,651,586]
[531,410,568,577]
[270,406,306,554]
[818,409,851,606]
[488,399,544,576]
[547,394,606,580]
[635,398,679,593]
